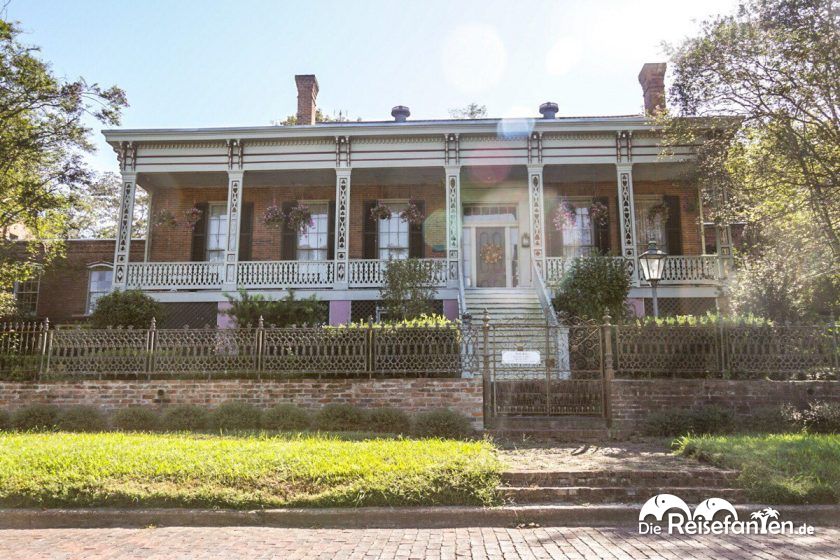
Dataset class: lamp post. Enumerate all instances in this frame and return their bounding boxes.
[638,239,667,317]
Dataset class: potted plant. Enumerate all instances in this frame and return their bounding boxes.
[182,206,203,231]
[648,202,669,224]
[399,199,425,225]
[589,201,609,227]
[552,200,577,230]
[151,210,177,229]
[262,203,285,229]
[370,202,392,221]
[286,203,314,234]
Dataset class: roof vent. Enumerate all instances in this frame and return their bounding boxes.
[539,102,559,119]
[391,105,410,122]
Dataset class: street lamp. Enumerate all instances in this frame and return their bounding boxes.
[638,239,668,317]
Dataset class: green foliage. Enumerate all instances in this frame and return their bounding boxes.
[224,289,326,327]
[379,259,438,321]
[329,314,455,330]
[56,405,107,432]
[314,404,368,432]
[412,409,474,439]
[643,405,734,437]
[261,404,311,431]
[551,255,631,322]
[739,406,795,434]
[366,407,412,434]
[11,404,59,431]
[67,172,148,239]
[782,402,840,434]
[0,409,9,430]
[449,103,487,119]
[161,405,209,432]
[209,402,262,432]
[636,312,771,326]
[111,407,161,432]
[89,289,164,329]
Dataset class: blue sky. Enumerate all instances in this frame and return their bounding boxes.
[7,0,738,173]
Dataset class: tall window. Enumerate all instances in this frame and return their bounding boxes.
[87,266,113,314]
[378,201,409,260]
[13,277,39,317]
[561,202,595,257]
[297,203,329,261]
[206,203,228,262]
[634,197,668,253]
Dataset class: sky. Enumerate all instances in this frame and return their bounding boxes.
[7,0,739,174]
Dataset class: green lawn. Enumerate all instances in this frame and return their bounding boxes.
[675,433,840,504]
[0,432,501,509]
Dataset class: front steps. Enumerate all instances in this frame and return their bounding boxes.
[488,416,610,442]
[463,288,547,324]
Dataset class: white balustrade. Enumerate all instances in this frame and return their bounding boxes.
[237,260,334,289]
[545,255,721,286]
[348,259,448,288]
[125,262,224,290]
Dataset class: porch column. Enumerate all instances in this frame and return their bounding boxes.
[112,172,137,290]
[715,223,734,280]
[616,163,639,285]
[527,164,546,276]
[222,171,244,291]
[444,165,461,289]
[334,168,351,289]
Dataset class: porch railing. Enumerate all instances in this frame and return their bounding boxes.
[237,260,334,289]
[544,255,724,286]
[348,258,448,288]
[125,261,224,290]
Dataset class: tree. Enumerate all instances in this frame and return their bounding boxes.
[67,172,147,239]
[448,103,487,119]
[0,19,127,292]
[663,0,839,317]
[379,259,437,320]
[551,256,631,322]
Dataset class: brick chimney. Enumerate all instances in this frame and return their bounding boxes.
[295,74,319,125]
[638,63,666,114]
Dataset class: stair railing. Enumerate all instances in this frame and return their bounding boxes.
[532,260,559,328]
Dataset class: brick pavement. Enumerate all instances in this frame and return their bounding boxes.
[0,526,836,560]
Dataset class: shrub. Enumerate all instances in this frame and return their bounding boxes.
[224,289,326,327]
[740,406,794,433]
[112,407,161,432]
[379,258,438,320]
[642,405,734,437]
[57,405,107,432]
[551,255,631,322]
[209,402,262,432]
[12,404,59,431]
[90,289,164,328]
[413,409,474,439]
[314,404,368,432]
[643,410,695,437]
[690,405,734,435]
[366,407,412,434]
[262,404,311,431]
[782,402,840,434]
[161,405,209,431]
[0,409,10,430]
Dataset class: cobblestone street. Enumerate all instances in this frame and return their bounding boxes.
[0,526,836,559]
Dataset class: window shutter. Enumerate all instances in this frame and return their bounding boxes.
[546,198,564,257]
[594,196,611,255]
[363,200,377,259]
[238,202,254,261]
[408,200,425,258]
[190,202,209,261]
[664,195,682,255]
[327,201,336,260]
[280,201,297,260]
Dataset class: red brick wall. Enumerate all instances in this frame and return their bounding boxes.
[0,378,484,426]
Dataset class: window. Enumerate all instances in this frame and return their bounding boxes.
[297,202,329,261]
[87,267,113,314]
[206,203,228,262]
[378,201,409,260]
[561,201,595,257]
[13,277,40,317]
[634,197,668,254]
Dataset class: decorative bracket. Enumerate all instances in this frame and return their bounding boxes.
[115,141,137,172]
[335,136,351,168]
[527,132,543,164]
[444,133,460,165]
[227,139,244,170]
[615,130,633,163]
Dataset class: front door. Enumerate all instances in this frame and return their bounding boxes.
[476,227,506,287]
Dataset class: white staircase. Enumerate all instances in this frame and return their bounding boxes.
[463,288,548,325]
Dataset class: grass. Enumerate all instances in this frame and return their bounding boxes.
[675,433,840,504]
[0,431,501,509]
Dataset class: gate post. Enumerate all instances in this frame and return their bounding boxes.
[481,309,492,427]
[37,317,50,380]
[255,315,264,380]
[601,312,614,429]
[146,317,156,380]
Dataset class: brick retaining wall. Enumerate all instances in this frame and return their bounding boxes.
[0,379,484,427]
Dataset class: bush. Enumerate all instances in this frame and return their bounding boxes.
[262,404,311,431]
[643,410,695,437]
[314,404,368,432]
[782,402,840,434]
[90,289,164,329]
[413,409,474,439]
[0,409,10,430]
[161,405,209,431]
[224,289,326,327]
[12,404,59,431]
[209,402,262,432]
[643,405,734,437]
[112,407,161,432]
[57,405,107,432]
[740,406,794,434]
[551,255,631,322]
[366,407,412,434]
[379,258,438,320]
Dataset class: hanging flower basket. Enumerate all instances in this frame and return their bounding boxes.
[399,198,425,225]
[648,203,669,224]
[480,243,503,265]
[262,204,286,229]
[552,200,577,230]
[182,206,204,231]
[370,202,392,221]
[151,210,177,229]
[286,203,314,234]
[589,201,609,227]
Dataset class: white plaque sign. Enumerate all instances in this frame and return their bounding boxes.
[501,350,541,365]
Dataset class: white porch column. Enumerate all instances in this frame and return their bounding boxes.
[334,168,351,289]
[444,165,461,288]
[616,163,640,285]
[222,170,244,291]
[112,172,137,290]
[527,164,546,277]
[715,223,734,280]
